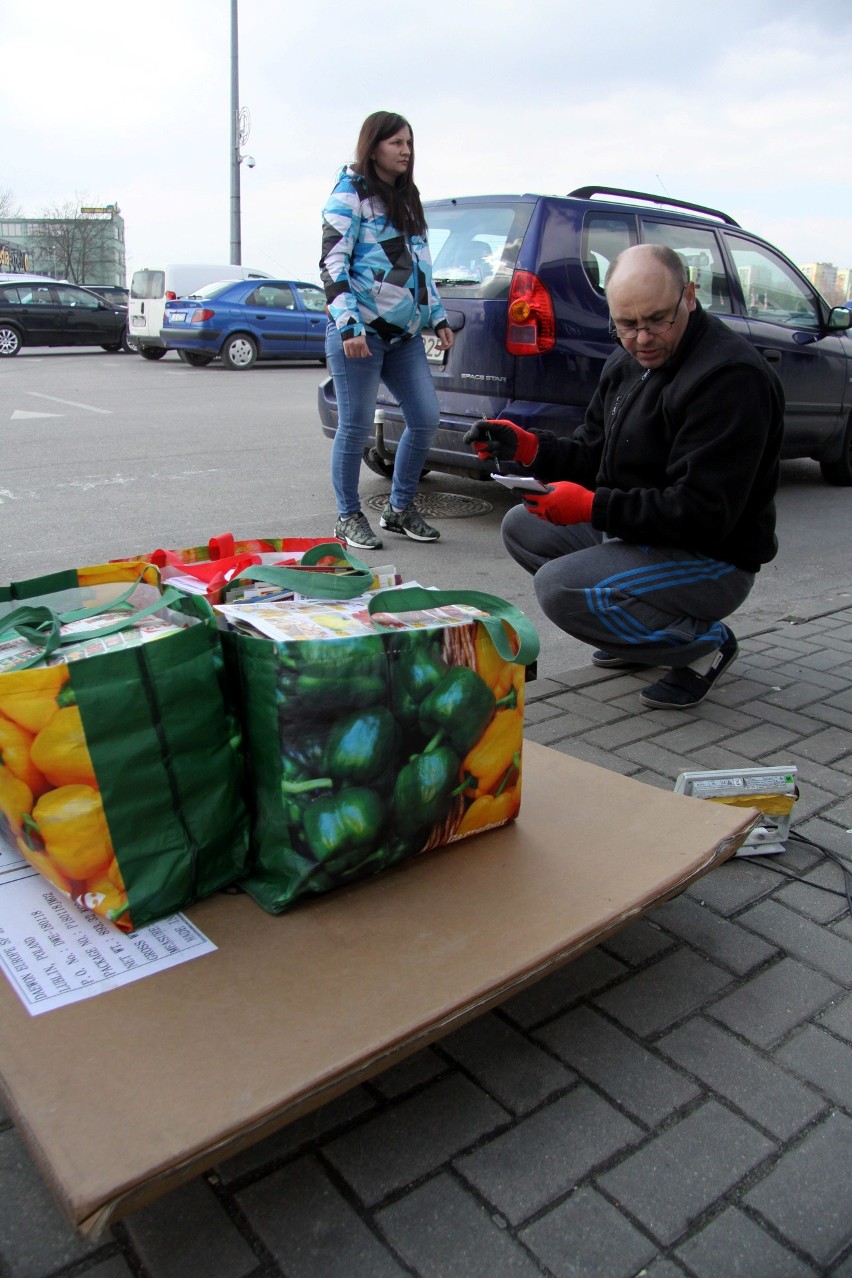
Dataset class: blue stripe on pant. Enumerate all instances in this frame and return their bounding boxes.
[500,506,755,668]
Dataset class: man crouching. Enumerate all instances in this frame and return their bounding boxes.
[465,243,784,710]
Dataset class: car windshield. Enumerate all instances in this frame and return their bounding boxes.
[425,200,534,300]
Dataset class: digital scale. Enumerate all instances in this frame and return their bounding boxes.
[674,766,799,856]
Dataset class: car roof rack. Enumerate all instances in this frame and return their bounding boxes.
[568,186,740,227]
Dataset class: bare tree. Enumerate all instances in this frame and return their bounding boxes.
[0,187,21,219]
[31,196,113,282]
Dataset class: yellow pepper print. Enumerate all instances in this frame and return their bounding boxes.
[457,786,521,837]
[0,764,33,840]
[30,705,97,788]
[31,784,115,881]
[0,712,49,796]
[80,870,129,926]
[76,561,160,588]
[474,627,518,701]
[24,848,77,895]
[462,709,523,798]
[0,666,68,734]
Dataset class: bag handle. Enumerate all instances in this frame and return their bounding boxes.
[367,586,540,666]
[0,584,199,671]
[225,542,375,601]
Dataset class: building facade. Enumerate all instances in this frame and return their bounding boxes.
[798,261,851,305]
[0,204,126,285]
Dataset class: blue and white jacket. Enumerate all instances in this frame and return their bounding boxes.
[320,165,448,343]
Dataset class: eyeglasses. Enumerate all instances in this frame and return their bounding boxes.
[609,285,686,340]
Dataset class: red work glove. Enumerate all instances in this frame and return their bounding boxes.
[462,418,539,465]
[523,481,594,524]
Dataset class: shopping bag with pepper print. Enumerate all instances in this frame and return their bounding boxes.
[0,566,250,932]
[222,581,539,914]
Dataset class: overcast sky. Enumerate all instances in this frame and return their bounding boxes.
[3,0,851,285]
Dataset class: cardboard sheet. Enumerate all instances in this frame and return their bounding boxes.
[0,741,757,1236]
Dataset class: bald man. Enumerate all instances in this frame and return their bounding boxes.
[465,244,784,709]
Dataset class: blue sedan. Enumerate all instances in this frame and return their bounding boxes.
[160,278,328,369]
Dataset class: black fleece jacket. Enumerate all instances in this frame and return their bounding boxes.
[530,305,784,572]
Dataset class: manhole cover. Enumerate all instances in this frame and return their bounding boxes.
[364,491,492,518]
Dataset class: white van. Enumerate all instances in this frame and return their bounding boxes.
[128,263,272,359]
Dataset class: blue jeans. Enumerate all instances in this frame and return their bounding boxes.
[326,323,440,516]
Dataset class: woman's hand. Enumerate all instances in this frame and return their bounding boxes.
[343,335,371,358]
[436,327,454,351]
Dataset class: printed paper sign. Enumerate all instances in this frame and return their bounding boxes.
[0,843,216,1016]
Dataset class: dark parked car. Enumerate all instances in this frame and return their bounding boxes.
[318,187,852,485]
[0,275,133,356]
[160,278,328,369]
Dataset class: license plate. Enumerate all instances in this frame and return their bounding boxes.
[131,315,145,327]
[422,333,444,364]
[169,312,188,324]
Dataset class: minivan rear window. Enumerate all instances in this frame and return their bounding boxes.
[130,270,165,299]
[425,201,534,300]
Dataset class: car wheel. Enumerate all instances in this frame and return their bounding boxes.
[220,333,257,370]
[819,415,852,486]
[122,329,138,354]
[139,346,167,361]
[181,351,214,367]
[101,343,121,352]
[0,325,22,357]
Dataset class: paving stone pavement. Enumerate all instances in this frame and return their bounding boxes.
[1,603,851,1278]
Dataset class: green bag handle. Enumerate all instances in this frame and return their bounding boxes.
[0,584,197,671]
[226,541,375,601]
[367,586,540,666]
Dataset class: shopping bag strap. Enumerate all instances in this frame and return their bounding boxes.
[367,586,540,666]
[225,542,374,600]
[0,584,193,670]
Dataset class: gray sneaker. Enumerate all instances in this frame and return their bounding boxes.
[379,502,440,542]
[334,511,383,550]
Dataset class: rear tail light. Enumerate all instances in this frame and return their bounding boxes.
[191,309,215,323]
[165,290,177,300]
[506,270,556,356]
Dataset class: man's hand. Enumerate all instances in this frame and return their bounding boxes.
[463,418,539,465]
[523,481,594,524]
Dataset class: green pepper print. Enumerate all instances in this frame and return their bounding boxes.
[390,637,449,730]
[418,666,495,756]
[392,744,461,839]
[276,637,389,717]
[303,787,386,868]
[324,707,400,786]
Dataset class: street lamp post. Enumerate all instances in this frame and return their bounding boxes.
[229,0,255,266]
[229,0,242,264]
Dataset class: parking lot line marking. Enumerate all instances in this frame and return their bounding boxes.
[11,410,63,419]
[26,393,111,414]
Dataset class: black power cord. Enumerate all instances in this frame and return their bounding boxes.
[738,828,852,921]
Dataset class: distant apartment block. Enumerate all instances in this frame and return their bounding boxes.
[799,261,851,305]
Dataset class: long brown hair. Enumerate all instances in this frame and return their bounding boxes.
[352,111,427,239]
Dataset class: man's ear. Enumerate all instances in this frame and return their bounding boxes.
[685,280,698,310]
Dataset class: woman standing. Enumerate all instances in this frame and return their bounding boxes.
[320,111,454,549]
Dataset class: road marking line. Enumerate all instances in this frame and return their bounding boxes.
[11,410,63,419]
[26,393,111,414]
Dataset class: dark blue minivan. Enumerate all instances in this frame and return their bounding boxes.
[318,187,852,485]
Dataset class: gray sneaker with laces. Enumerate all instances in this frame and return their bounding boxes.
[334,511,383,550]
[379,502,440,542]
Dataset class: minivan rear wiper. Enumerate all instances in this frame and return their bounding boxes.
[434,274,480,286]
